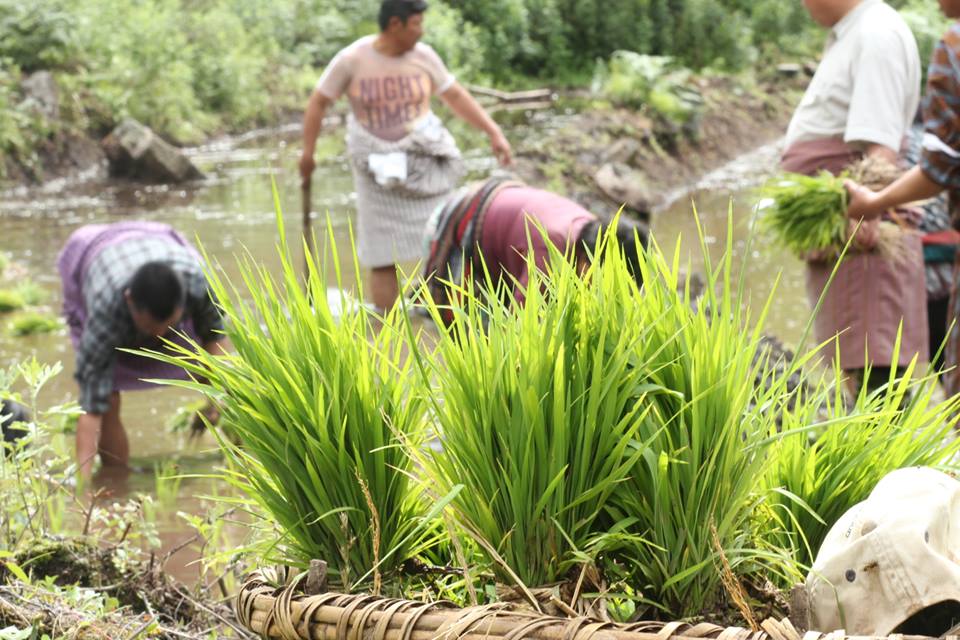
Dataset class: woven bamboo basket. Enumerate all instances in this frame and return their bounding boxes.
[235,568,944,640]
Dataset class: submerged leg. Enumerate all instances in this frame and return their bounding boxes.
[98,392,129,468]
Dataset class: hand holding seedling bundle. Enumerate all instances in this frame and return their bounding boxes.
[760,171,851,257]
[760,157,910,261]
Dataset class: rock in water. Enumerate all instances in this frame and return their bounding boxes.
[102,118,204,184]
[594,162,654,213]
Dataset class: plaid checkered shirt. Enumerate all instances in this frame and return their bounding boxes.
[77,236,223,414]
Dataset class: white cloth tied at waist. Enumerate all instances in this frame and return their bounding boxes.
[347,111,465,198]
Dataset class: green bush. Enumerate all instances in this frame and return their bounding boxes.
[0,0,77,72]
[597,52,703,124]
[898,0,952,82]
[672,0,752,70]
[748,0,819,63]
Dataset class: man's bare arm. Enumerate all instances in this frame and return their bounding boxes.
[300,90,333,184]
[440,82,512,166]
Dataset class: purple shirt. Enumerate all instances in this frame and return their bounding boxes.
[479,186,596,300]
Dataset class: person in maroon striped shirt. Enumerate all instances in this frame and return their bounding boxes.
[847,4,960,395]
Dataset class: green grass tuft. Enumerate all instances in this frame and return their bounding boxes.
[15,280,48,306]
[9,312,61,336]
[135,187,443,591]
[0,289,26,313]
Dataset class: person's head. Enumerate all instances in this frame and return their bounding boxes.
[124,261,185,338]
[379,0,427,50]
[801,0,861,27]
[939,0,960,19]
[576,217,650,288]
[1,399,29,451]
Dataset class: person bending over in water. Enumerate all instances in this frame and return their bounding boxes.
[57,221,227,479]
[422,178,649,324]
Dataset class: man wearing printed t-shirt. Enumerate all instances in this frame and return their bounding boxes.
[299,0,512,311]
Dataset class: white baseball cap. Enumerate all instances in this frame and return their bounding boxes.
[806,467,960,636]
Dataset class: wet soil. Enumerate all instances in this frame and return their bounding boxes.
[510,76,802,216]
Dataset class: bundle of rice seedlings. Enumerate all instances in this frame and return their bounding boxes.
[411,223,660,594]
[15,280,48,306]
[761,350,960,572]
[759,171,848,256]
[139,195,441,590]
[165,399,208,434]
[603,215,805,617]
[9,312,61,336]
[0,289,25,313]
[760,161,911,261]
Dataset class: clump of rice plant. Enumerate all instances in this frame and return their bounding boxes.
[166,399,208,434]
[9,312,61,336]
[154,459,184,510]
[762,354,960,571]
[411,226,661,595]
[140,196,439,591]
[0,289,25,313]
[15,280,48,306]
[602,215,805,618]
[759,171,849,256]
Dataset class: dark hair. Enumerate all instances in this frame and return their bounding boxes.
[1,398,29,450]
[379,0,428,31]
[129,261,185,321]
[577,217,650,287]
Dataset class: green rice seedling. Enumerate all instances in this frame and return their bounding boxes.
[154,459,184,510]
[15,280,48,306]
[9,312,61,336]
[137,196,441,590]
[0,289,25,313]
[166,399,208,434]
[410,222,663,594]
[603,214,807,618]
[762,354,960,572]
[759,171,848,256]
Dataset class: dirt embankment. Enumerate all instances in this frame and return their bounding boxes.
[2,74,804,200]
[509,75,804,217]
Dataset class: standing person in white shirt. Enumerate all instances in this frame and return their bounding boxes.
[780,0,926,394]
[299,0,512,311]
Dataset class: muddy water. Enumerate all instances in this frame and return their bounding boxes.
[0,119,807,579]
[654,141,809,346]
